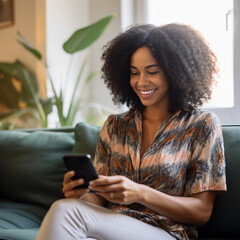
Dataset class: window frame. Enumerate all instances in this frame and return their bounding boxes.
[131,0,240,124]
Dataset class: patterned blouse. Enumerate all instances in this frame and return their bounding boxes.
[93,107,227,240]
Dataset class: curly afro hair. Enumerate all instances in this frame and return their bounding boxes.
[101,23,218,112]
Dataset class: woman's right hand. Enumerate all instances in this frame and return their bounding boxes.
[62,170,89,199]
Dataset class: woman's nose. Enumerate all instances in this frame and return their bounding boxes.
[137,73,149,86]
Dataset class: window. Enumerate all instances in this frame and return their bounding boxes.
[132,0,240,124]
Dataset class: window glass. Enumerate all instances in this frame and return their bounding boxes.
[146,0,234,108]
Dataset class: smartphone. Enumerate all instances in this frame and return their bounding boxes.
[62,153,98,189]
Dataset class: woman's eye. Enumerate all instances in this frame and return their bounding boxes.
[148,71,158,75]
[130,72,138,76]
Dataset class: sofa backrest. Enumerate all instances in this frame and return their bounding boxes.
[0,122,239,238]
[0,128,75,219]
[198,125,240,238]
[0,122,101,221]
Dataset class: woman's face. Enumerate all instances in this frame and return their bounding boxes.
[130,46,169,110]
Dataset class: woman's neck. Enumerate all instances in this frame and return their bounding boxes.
[142,106,170,123]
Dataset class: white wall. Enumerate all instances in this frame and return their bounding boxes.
[46,0,90,126]
[88,0,125,114]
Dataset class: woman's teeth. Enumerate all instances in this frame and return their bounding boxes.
[140,89,155,95]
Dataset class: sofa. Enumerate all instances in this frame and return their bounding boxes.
[0,122,239,240]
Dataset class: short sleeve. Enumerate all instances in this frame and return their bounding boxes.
[93,115,113,176]
[184,113,227,196]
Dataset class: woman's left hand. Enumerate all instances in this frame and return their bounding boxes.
[88,175,142,205]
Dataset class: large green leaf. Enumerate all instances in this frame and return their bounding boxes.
[17,31,42,60]
[63,14,114,54]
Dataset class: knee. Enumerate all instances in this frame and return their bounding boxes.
[46,199,92,223]
[50,198,77,213]
[46,199,89,226]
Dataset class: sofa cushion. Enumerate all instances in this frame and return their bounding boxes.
[0,228,38,240]
[73,122,101,159]
[0,198,46,225]
[0,129,74,219]
[198,125,240,238]
[0,208,41,229]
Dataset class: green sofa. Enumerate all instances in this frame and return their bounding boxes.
[0,123,239,240]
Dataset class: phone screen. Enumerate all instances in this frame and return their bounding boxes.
[62,154,98,189]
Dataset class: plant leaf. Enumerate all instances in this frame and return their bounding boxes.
[0,73,20,108]
[66,54,89,119]
[63,14,114,54]
[65,99,83,126]
[0,108,39,130]
[21,67,48,126]
[0,60,38,102]
[85,71,98,84]
[17,31,42,60]
[46,71,66,126]
[40,97,54,116]
[66,71,97,126]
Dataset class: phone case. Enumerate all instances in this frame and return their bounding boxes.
[62,154,98,189]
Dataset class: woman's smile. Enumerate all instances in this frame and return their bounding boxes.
[139,88,158,100]
[139,89,157,95]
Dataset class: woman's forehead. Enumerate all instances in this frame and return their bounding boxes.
[130,46,158,66]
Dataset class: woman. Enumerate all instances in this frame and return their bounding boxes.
[37,23,226,240]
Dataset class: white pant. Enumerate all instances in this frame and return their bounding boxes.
[36,199,175,240]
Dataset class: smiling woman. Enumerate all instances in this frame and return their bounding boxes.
[36,23,226,240]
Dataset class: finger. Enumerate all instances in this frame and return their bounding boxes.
[89,180,126,193]
[96,192,113,201]
[98,191,131,205]
[64,188,89,199]
[88,175,130,194]
[89,175,123,186]
[63,170,75,184]
[62,178,85,194]
[97,191,123,203]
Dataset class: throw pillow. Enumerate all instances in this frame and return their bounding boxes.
[0,129,74,212]
[72,122,101,159]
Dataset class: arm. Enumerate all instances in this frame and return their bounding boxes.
[138,183,216,225]
[89,175,216,226]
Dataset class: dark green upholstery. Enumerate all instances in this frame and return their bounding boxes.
[0,130,74,216]
[73,122,101,158]
[0,124,239,240]
[0,128,75,240]
[198,126,240,240]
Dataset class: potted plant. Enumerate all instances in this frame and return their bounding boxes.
[0,14,114,129]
